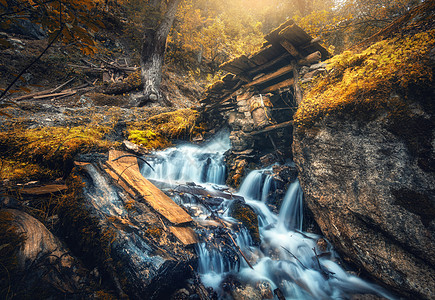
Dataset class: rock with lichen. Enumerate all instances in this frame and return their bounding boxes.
[229,199,260,245]
[293,6,435,299]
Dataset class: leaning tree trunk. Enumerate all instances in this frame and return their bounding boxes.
[138,0,180,107]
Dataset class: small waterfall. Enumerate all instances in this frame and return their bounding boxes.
[141,131,230,184]
[277,179,303,231]
[140,133,393,300]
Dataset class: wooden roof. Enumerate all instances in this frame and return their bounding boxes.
[219,22,329,77]
[201,20,330,111]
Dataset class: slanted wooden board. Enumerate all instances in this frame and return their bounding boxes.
[249,120,294,136]
[220,55,256,74]
[279,24,313,46]
[245,65,293,88]
[261,77,295,93]
[169,226,198,245]
[249,44,286,67]
[21,184,67,196]
[280,40,301,58]
[264,19,295,44]
[105,150,192,225]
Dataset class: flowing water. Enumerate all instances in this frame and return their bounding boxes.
[141,132,393,300]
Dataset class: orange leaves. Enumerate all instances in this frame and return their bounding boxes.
[0,0,102,54]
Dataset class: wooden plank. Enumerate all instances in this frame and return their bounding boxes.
[249,120,293,136]
[261,78,295,93]
[247,52,291,76]
[169,226,198,245]
[279,24,312,46]
[245,65,293,87]
[108,150,140,172]
[105,151,192,225]
[292,61,303,105]
[298,51,321,66]
[280,40,301,58]
[264,19,295,44]
[21,184,67,196]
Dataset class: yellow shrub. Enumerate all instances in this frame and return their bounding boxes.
[294,29,435,128]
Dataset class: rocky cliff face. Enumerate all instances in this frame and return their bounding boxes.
[293,95,435,298]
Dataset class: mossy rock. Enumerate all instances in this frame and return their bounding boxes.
[229,200,260,245]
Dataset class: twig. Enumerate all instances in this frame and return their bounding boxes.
[281,246,308,269]
[51,78,75,93]
[111,155,155,172]
[0,2,64,101]
[312,247,335,279]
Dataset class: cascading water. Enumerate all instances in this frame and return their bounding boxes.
[141,130,229,185]
[141,132,394,300]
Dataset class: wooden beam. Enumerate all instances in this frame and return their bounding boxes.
[261,77,295,93]
[280,40,301,58]
[105,150,193,225]
[249,120,293,136]
[169,226,198,245]
[298,51,321,66]
[245,64,293,87]
[247,52,291,76]
[292,61,303,105]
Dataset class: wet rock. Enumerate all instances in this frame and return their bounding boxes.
[293,105,435,298]
[229,200,260,245]
[63,163,196,299]
[272,165,298,183]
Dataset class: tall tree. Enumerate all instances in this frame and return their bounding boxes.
[138,0,180,106]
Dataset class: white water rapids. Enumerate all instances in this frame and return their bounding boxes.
[141,132,394,300]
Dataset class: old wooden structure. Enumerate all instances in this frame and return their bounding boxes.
[200,20,329,185]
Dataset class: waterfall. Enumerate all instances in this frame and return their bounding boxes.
[277,180,303,231]
[141,130,230,184]
[141,133,394,300]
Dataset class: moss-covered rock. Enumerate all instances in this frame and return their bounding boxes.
[229,200,260,245]
[295,27,435,128]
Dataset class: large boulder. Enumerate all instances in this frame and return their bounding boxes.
[293,105,435,298]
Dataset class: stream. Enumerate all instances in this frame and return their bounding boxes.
[141,132,393,300]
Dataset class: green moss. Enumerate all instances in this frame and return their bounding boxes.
[229,200,260,245]
[0,125,118,181]
[295,29,435,128]
[128,129,171,149]
[127,108,202,149]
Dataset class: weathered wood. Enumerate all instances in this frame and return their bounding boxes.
[245,64,293,87]
[247,52,291,76]
[105,150,192,225]
[249,120,293,136]
[249,44,285,66]
[21,184,67,196]
[264,19,295,44]
[174,185,244,202]
[33,90,76,100]
[292,61,303,105]
[279,24,312,46]
[298,51,321,66]
[261,77,295,93]
[169,226,198,245]
[280,40,301,58]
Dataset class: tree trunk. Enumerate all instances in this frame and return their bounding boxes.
[138,0,180,107]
